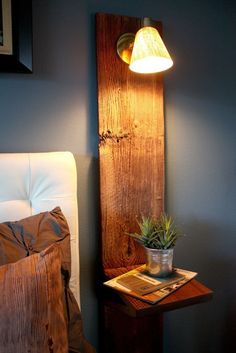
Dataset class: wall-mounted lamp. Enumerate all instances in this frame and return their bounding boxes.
[117,17,173,74]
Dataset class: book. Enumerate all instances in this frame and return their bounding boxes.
[104,265,197,304]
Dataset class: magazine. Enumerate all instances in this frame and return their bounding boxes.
[104,265,197,304]
[117,269,184,295]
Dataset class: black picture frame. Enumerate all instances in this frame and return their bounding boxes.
[0,0,32,73]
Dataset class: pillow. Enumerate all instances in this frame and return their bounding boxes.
[0,244,68,353]
[0,207,96,353]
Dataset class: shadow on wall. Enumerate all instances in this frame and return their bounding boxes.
[164,218,236,353]
[75,155,100,349]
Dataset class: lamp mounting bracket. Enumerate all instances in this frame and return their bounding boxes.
[116,32,135,64]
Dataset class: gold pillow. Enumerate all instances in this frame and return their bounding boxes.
[0,244,68,353]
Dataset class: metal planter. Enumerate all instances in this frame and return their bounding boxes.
[145,247,174,277]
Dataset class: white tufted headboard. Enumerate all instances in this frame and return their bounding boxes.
[0,151,80,305]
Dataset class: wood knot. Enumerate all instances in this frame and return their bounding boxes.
[99,130,131,144]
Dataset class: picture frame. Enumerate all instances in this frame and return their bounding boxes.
[0,0,32,73]
[0,0,13,55]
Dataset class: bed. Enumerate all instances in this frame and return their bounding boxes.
[0,152,95,353]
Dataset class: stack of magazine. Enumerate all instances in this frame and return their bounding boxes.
[104,265,197,304]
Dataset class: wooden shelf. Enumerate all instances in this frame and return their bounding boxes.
[102,270,212,353]
[104,267,213,317]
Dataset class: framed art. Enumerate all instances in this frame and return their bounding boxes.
[0,0,13,55]
[0,0,32,73]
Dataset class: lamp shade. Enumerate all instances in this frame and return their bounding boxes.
[129,26,173,74]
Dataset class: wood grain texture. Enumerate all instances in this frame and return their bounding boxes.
[118,279,213,317]
[104,267,213,317]
[96,13,165,270]
[96,14,213,353]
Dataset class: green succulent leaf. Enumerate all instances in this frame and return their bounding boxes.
[127,213,184,249]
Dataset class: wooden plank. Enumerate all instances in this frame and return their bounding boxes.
[104,267,213,316]
[104,278,213,317]
[102,304,163,353]
[96,15,213,353]
[119,279,213,317]
[96,13,165,270]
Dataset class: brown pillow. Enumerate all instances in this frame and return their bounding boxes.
[0,244,68,353]
[0,207,96,353]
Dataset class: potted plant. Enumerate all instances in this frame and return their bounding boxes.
[128,214,184,278]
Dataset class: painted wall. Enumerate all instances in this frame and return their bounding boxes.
[0,0,235,352]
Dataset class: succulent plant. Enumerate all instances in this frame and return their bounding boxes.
[128,214,183,250]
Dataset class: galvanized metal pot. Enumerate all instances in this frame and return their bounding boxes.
[145,247,174,277]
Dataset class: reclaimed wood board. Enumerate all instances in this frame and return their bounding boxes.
[96,13,165,271]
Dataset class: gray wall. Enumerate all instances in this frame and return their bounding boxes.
[0,1,235,352]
